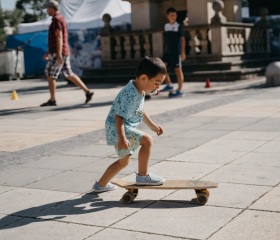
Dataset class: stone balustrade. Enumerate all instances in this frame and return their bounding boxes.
[100,23,270,62]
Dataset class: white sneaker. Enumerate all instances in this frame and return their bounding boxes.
[92,181,117,192]
[136,173,165,186]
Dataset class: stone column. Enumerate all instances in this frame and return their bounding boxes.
[124,0,160,30]
[223,0,242,22]
[187,0,215,25]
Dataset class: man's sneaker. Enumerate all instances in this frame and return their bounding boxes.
[160,85,173,92]
[40,99,57,107]
[169,90,184,98]
[85,91,94,104]
[92,181,117,193]
[136,173,165,186]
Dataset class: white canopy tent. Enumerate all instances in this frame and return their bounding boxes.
[18,0,131,34]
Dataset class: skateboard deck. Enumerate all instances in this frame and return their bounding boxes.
[112,178,218,205]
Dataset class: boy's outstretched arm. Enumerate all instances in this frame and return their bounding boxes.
[143,112,163,136]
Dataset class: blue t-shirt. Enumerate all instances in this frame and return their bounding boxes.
[164,22,185,55]
[105,80,145,145]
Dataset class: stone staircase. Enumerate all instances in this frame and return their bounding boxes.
[81,57,279,84]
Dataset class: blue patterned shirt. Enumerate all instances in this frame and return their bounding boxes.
[105,80,145,145]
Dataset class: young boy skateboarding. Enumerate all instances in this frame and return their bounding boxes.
[92,56,167,192]
[160,7,186,98]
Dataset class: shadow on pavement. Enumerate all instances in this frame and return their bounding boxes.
[0,193,200,230]
[0,101,113,117]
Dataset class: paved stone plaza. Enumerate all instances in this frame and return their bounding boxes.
[0,78,279,240]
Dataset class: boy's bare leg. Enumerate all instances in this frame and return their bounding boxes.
[47,76,56,101]
[138,134,153,176]
[66,74,90,93]
[98,155,131,187]
[174,67,184,91]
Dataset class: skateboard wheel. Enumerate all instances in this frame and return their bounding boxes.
[132,189,138,199]
[195,189,209,197]
[122,192,134,204]
[196,194,208,205]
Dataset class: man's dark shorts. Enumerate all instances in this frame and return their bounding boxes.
[162,54,182,69]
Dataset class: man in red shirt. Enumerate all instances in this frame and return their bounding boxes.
[41,0,94,107]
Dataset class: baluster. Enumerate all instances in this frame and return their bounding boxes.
[133,35,141,59]
[143,34,151,56]
[200,29,208,54]
[123,35,131,59]
[189,29,197,55]
[114,36,122,59]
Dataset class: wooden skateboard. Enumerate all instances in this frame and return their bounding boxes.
[112,178,218,205]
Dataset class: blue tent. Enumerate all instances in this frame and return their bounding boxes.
[6,31,48,76]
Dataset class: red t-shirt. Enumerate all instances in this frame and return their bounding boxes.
[48,13,70,56]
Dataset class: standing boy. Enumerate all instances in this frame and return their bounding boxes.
[160,7,186,98]
[41,0,94,107]
[92,56,167,192]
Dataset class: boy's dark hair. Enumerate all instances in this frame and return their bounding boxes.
[135,56,167,79]
[166,7,177,14]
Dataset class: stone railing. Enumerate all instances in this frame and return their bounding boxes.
[100,23,270,62]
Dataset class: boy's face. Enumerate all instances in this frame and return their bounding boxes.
[167,11,177,24]
[144,73,166,94]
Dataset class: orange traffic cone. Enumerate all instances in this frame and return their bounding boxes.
[205,79,211,88]
[11,90,19,100]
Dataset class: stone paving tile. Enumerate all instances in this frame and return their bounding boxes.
[203,165,280,186]
[130,146,187,160]
[168,149,246,164]
[25,171,101,193]
[21,155,98,171]
[87,228,185,240]
[198,139,266,152]
[208,210,280,240]
[249,187,280,212]
[0,186,16,194]
[74,156,137,175]
[148,161,221,180]
[174,129,229,139]
[164,183,271,209]
[0,167,62,187]
[220,131,280,141]
[61,144,116,157]
[112,201,241,239]
[254,141,280,153]
[0,217,102,240]
[0,188,78,216]
[231,152,280,167]
[36,193,153,227]
[195,122,249,131]
[153,136,210,149]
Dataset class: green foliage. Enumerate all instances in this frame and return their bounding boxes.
[15,0,50,23]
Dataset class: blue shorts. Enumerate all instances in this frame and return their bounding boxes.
[162,54,181,69]
[114,128,144,159]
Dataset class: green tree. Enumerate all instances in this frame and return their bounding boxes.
[15,0,50,23]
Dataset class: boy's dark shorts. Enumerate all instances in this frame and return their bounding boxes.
[162,54,182,69]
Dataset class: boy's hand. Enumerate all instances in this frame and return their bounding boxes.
[118,138,130,150]
[150,124,164,136]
